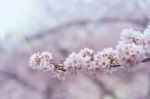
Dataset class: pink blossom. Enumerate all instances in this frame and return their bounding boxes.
[93,48,120,73]
[120,28,144,45]
[79,48,94,62]
[116,42,145,67]
[29,51,54,72]
[63,52,84,74]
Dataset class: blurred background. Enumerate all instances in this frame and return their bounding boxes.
[0,0,150,99]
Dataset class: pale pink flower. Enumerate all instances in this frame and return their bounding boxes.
[93,52,110,69]
[116,42,145,67]
[120,28,144,45]
[29,51,54,71]
[63,52,83,74]
[79,48,94,62]
[93,48,120,73]
[76,48,95,70]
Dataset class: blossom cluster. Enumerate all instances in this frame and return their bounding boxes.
[29,51,66,79]
[29,27,150,80]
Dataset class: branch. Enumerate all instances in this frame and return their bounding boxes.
[50,58,150,72]
[141,58,150,62]
[111,58,150,67]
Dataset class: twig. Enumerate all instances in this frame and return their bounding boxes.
[111,58,150,67]
[141,58,150,62]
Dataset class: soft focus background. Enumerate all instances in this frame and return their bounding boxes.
[0,0,150,99]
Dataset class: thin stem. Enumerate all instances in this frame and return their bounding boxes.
[141,58,150,62]
[111,58,150,67]
[51,63,66,72]
[110,65,121,67]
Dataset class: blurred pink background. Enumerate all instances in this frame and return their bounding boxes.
[0,0,150,99]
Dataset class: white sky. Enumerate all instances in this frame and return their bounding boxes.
[0,0,39,41]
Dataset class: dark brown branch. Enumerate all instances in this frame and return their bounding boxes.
[110,64,121,67]
[51,63,66,72]
[141,58,150,62]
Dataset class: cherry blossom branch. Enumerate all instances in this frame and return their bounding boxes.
[36,57,150,72]
[29,26,150,80]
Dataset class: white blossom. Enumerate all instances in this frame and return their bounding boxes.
[116,42,145,67]
[120,28,144,45]
[29,52,66,79]
[63,52,84,74]
[93,52,110,70]
[29,51,54,72]
[79,48,94,62]
[93,48,120,73]
[143,27,150,54]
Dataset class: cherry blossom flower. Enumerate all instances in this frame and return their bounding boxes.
[120,28,144,45]
[29,52,66,79]
[77,48,95,69]
[79,48,94,61]
[29,51,54,71]
[93,48,120,73]
[116,42,145,67]
[63,52,84,75]
[143,27,150,54]
[92,52,110,70]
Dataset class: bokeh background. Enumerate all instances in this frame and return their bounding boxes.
[0,0,150,99]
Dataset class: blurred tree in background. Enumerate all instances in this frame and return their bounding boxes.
[0,0,150,99]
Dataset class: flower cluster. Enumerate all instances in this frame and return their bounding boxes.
[116,42,145,67]
[64,48,94,74]
[63,52,83,75]
[29,51,66,80]
[92,48,120,73]
[120,28,144,45]
[29,51,53,71]
[29,26,150,80]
